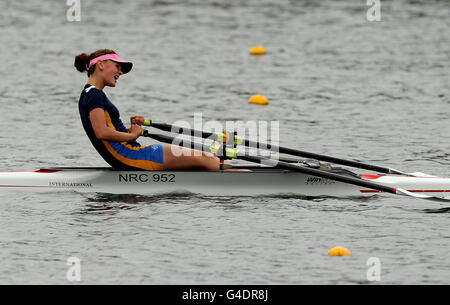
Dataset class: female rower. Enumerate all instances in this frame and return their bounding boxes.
[74,49,220,171]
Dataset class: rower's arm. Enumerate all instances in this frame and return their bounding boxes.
[89,108,142,142]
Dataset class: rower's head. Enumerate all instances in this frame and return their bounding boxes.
[74,49,133,87]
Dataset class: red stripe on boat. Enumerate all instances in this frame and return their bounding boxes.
[0,169,60,173]
[35,169,60,173]
[361,174,383,180]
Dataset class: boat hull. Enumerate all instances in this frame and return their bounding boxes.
[1,168,450,198]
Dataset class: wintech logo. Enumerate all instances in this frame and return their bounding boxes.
[306,177,335,185]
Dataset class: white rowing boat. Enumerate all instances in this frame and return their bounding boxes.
[1,121,448,200]
[1,166,449,198]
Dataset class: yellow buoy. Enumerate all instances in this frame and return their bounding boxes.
[328,246,351,256]
[249,46,266,55]
[248,95,269,105]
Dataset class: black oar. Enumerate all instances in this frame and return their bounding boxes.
[140,130,444,200]
[142,120,406,175]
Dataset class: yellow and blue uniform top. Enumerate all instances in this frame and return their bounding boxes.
[78,84,164,170]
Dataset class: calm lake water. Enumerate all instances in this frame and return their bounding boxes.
[0,0,449,285]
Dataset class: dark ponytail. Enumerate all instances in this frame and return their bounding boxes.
[74,49,117,76]
[74,53,90,73]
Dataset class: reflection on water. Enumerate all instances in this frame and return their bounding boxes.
[408,150,450,166]
[76,193,196,215]
[74,191,384,216]
[423,207,450,214]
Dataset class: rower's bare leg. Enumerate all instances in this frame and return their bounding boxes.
[162,145,251,171]
[162,145,220,171]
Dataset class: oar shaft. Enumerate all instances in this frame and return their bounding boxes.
[143,120,403,175]
[141,130,398,195]
[244,140,398,174]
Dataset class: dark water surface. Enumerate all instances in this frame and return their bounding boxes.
[0,0,449,284]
